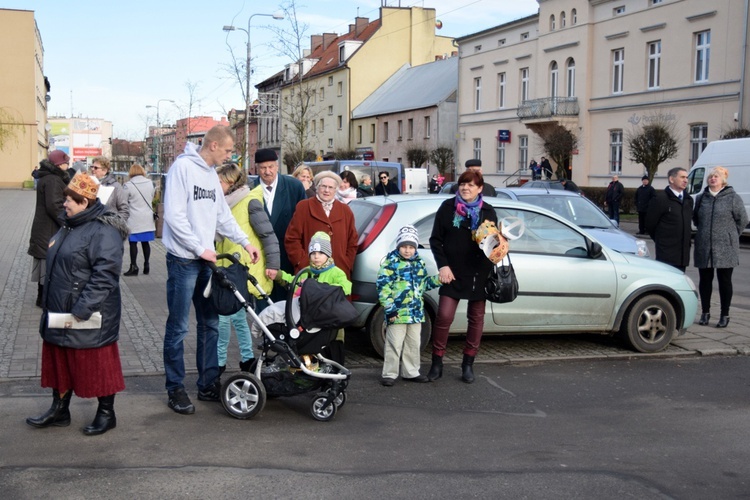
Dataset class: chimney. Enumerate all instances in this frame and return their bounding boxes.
[349,24,355,33]
[322,32,337,50]
[311,34,322,51]
[355,17,369,36]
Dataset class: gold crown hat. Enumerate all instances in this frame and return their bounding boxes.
[473,220,509,265]
[68,171,100,201]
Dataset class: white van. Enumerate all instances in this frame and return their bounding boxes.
[403,167,428,194]
[687,137,750,234]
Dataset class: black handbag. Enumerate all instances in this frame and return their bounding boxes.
[485,254,518,303]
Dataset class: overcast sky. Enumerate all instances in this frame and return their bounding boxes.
[5,0,538,139]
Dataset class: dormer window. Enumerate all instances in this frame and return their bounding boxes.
[339,45,345,63]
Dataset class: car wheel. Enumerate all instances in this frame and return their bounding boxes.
[621,295,676,353]
[367,306,433,359]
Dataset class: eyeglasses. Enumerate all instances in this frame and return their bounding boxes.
[318,184,337,190]
[90,166,103,171]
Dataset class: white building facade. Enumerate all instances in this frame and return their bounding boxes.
[456,0,750,188]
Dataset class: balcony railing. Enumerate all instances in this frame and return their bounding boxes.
[517,97,579,119]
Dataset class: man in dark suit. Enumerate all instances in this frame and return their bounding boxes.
[646,167,693,272]
[449,159,496,197]
[604,174,625,226]
[635,175,656,235]
[252,149,307,301]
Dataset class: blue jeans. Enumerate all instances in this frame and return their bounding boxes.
[218,309,255,367]
[163,253,219,393]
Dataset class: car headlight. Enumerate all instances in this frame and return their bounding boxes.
[635,239,650,258]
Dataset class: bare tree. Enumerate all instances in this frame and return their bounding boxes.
[429,145,455,176]
[406,146,430,167]
[333,148,357,159]
[720,126,750,140]
[538,125,578,179]
[0,107,25,151]
[626,115,679,182]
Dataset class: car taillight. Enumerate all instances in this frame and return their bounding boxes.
[357,203,397,253]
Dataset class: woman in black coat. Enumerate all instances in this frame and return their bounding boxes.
[28,151,71,307]
[26,172,129,437]
[428,170,497,383]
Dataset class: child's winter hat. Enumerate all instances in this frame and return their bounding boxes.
[396,225,419,249]
[308,231,332,257]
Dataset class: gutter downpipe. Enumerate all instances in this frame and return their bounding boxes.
[739,0,749,126]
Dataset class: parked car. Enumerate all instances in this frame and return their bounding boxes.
[519,180,565,190]
[348,195,698,358]
[439,181,456,193]
[495,187,649,257]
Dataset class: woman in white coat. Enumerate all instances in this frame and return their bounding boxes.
[122,164,156,276]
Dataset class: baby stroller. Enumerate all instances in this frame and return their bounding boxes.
[206,254,354,422]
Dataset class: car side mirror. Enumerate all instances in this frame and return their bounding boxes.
[587,239,603,259]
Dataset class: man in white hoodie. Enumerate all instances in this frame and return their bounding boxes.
[162,125,260,415]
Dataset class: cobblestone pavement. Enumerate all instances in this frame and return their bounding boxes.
[1,189,748,382]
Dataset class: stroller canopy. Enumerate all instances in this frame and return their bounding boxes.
[298,278,358,331]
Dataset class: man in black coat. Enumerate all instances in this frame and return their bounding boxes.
[540,157,553,179]
[646,167,693,271]
[560,178,580,193]
[375,171,400,195]
[449,159,496,197]
[604,174,625,226]
[634,175,656,235]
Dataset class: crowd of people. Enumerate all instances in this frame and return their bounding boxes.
[24,124,747,436]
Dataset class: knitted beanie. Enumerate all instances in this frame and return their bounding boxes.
[308,231,332,257]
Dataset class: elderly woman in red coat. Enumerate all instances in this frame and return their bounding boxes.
[285,171,358,364]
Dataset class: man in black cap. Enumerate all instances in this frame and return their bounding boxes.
[450,159,496,197]
[252,148,306,301]
[560,178,580,193]
[634,174,655,235]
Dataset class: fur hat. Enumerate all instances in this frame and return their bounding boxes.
[308,231,332,257]
[313,170,341,188]
[254,148,278,164]
[465,158,482,168]
[396,225,419,249]
[48,150,70,167]
[67,171,99,201]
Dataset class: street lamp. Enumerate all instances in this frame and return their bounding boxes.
[223,11,284,172]
[146,99,175,174]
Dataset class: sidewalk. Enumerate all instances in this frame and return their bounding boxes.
[1,189,748,382]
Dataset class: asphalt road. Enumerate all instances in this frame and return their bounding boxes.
[2,356,749,499]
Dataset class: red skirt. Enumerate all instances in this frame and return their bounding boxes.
[41,341,126,398]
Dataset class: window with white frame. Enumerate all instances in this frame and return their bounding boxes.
[521,32,529,40]
[328,138,333,148]
[337,81,343,96]
[566,59,576,97]
[690,124,708,165]
[339,45,345,63]
[320,87,325,100]
[496,141,506,172]
[695,30,710,83]
[498,38,506,47]
[572,8,577,25]
[328,105,333,115]
[612,48,624,94]
[474,44,482,53]
[498,72,506,108]
[424,116,431,138]
[550,15,556,31]
[652,0,663,4]
[357,125,362,144]
[648,40,661,89]
[518,135,528,171]
[407,119,414,140]
[370,123,375,143]
[609,130,623,173]
[520,68,530,102]
[473,139,481,160]
[550,61,559,98]
[311,119,316,134]
[474,77,482,112]
[561,12,566,28]
[384,122,389,142]
[613,5,625,15]
[337,115,343,129]
[328,76,333,86]
[319,118,324,132]
[397,120,403,140]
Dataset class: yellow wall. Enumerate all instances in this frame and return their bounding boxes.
[0,9,47,188]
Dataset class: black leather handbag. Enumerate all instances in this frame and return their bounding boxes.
[485,255,518,304]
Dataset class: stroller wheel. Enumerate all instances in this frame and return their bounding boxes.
[221,373,266,420]
[333,390,346,409]
[310,392,337,422]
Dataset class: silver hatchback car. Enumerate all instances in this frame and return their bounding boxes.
[348,195,698,358]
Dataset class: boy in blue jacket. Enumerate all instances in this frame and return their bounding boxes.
[376,225,441,386]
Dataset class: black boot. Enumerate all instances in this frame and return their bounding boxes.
[143,261,150,275]
[123,264,138,276]
[83,395,116,436]
[461,354,475,384]
[716,316,730,328]
[36,283,43,308]
[26,390,72,428]
[426,354,443,381]
[698,313,710,326]
[239,359,254,372]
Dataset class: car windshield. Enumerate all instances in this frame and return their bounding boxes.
[515,194,612,229]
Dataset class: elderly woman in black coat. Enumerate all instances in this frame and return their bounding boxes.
[26,172,129,436]
[693,166,749,328]
[428,169,497,383]
[28,150,71,307]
